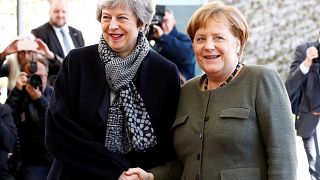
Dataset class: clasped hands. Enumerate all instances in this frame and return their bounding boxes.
[118,168,154,180]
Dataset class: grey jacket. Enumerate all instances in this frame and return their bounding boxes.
[172,65,297,180]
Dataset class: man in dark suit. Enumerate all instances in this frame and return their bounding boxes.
[150,9,195,83]
[286,39,320,180]
[31,0,85,85]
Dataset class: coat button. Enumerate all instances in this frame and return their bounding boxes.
[205,116,209,122]
[197,133,202,139]
[196,174,200,180]
[197,153,201,160]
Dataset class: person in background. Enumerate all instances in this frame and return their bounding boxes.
[0,34,58,92]
[285,36,320,180]
[45,0,180,179]
[6,59,53,180]
[0,103,16,180]
[151,9,195,82]
[124,1,297,179]
[31,0,85,85]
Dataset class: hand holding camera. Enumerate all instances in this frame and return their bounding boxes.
[0,39,19,59]
[35,39,55,60]
[304,46,318,68]
[147,5,166,41]
[16,61,43,100]
[151,25,164,39]
[17,38,38,52]
[16,72,28,91]
[16,72,42,100]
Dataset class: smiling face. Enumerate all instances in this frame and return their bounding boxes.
[193,17,240,78]
[100,5,141,58]
[49,0,68,28]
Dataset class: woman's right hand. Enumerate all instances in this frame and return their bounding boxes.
[0,39,19,59]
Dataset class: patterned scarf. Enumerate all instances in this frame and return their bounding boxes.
[98,33,157,154]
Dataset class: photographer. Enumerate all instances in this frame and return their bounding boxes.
[5,59,53,180]
[285,39,320,180]
[150,9,195,82]
[0,34,61,90]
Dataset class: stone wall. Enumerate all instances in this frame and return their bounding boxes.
[171,0,320,79]
[229,0,320,79]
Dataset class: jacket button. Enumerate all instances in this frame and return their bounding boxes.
[197,133,202,139]
[205,116,209,122]
[197,153,200,160]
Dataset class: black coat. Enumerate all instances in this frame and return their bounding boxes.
[5,86,54,166]
[0,104,16,179]
[45,45,180,179]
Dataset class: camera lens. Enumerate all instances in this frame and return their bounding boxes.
[28,74,42,88]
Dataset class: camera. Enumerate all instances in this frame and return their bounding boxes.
[17,39,38,52]
[28,61,42,89]
[147,5,166,41]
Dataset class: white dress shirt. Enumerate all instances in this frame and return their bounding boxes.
[52,25,75,57]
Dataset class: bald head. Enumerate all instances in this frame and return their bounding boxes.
[49,0,69,27]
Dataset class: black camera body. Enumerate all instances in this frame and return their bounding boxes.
[28,61,42,89]
[313,43,320,63]
[147,5,166,41]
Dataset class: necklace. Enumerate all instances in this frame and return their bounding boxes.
[204,61,242,90]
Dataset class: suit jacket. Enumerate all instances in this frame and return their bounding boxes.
[31,22,85,59]
[31,22,85,84]
[285,40,320,138]
[173,65,297,180]
[45,45,180,180]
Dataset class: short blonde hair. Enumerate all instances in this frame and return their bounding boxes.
[187,1,249,58]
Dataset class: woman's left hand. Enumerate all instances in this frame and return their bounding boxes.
[35,38,55,59]
[118,168,154,180]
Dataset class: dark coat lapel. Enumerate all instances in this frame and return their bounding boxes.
[45,22,65,58]
[69,28,82,48]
